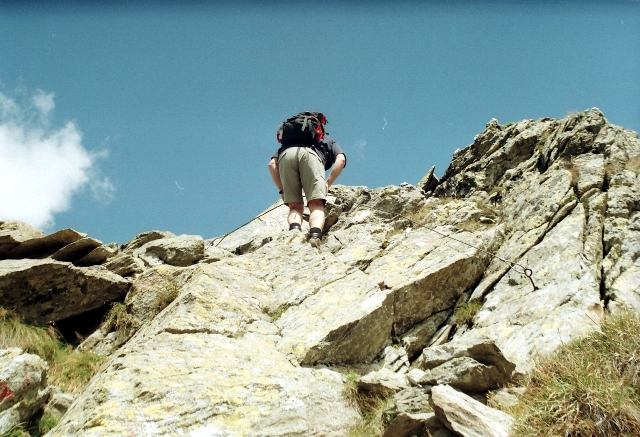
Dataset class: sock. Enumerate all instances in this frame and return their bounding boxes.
[289,223,301,231]
[309,227,322,237]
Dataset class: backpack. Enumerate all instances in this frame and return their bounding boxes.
[276,112,328,146]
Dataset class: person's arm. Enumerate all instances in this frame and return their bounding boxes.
[326,153,346,188]
[268,157,284,200]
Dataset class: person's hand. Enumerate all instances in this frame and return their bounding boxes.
[326,182,330,195]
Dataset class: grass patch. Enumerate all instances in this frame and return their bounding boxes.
[453,300,483,326]
[270,304,291,321]
[0,425,30,437]
[36,413,59,435]
[103,302,137,340]
[0,307,105,394]
[511,311,640,437]
[343,372,395,437]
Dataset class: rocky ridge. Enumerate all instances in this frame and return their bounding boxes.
[0,108,638,436]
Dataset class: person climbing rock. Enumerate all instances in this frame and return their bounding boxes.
[268,112,346,248]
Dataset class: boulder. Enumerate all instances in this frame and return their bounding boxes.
[4,228,86,259]
[414,337,515,379]
[0,348,50,434]
[120,230,175,254]
[401,310,451,360]
[134,234,204,267]
[431,384,514,437]
[0,259,131,324]
[417,165,439,194]
[74,243,120,266]
[421,357,507,393]
[358,368,410,396]
[382,346,410,373]
[103,253,145,277]
[0,221,45,257]
[382,387,441,437]
[51,237,103,262]
[42,386,75,421]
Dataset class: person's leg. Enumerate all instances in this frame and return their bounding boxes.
[288,202,304,230]
[307,199,325,230]
[298,148,327,247]
[278,148,304,231]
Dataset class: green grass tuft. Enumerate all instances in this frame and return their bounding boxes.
[453,300,483,326]
[343,372,395,437]
[0,307,105,394]
[511,311,640,437]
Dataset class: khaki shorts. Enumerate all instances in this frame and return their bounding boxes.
[278,147,326,204]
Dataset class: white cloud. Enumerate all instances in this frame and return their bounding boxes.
[0,88,114,229]
[31,89,55,116]
[352,139,367,160]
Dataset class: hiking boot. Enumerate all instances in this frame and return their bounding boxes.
[308,228,322,248]
[309,236,321,248]
[289,223,301,231]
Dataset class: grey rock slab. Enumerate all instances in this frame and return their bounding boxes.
[324,222,387,269]
[417,165,439,194]
[121,230,175,254]
[573,153,605,197]
[4,228,86,259]
[501,166,574,234]
[276,266,394,365]
[414,336,515,379]
[74,243,120,266]
[50,237,103,262]
[366,225,501,336]
[383,346,409,373]
[0,221,44,257]
[431,384,514,437]
[401,310,452,360]
[201,243,234,263]
[0,348,50,434]
[358,368,410,396]
[43,386,75,421]
[244,232,354,315]
[470,226,541,301]
[382,412,435,437]
[488,387,526,410]
[103,253,145,277]
[581,190,606,283]
[49,264,359,437]
[134,234,205,267]
[607,263,640,314]
[125,264,189,327]
[212,200,288,254]
[406,368,430,387]
[462,203,603,374]
[421,357,507,393]
[0,259,131,324]
[382,387,440,437]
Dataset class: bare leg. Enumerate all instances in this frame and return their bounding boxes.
[308,199,325,231]
[288,202,304,226]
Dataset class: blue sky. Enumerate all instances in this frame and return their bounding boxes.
[1,1,638,245]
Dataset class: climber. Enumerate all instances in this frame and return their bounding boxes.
[268,115,346,248]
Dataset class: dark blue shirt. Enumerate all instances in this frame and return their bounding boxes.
[273,135,346,171]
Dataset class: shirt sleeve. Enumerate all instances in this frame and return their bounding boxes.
[330,140,346,168]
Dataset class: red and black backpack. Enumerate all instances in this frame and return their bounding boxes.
[276,112,328,146]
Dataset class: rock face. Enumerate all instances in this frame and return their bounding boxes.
[0,348,50,434]
[0,259,131,324]
[0,109,637,436]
